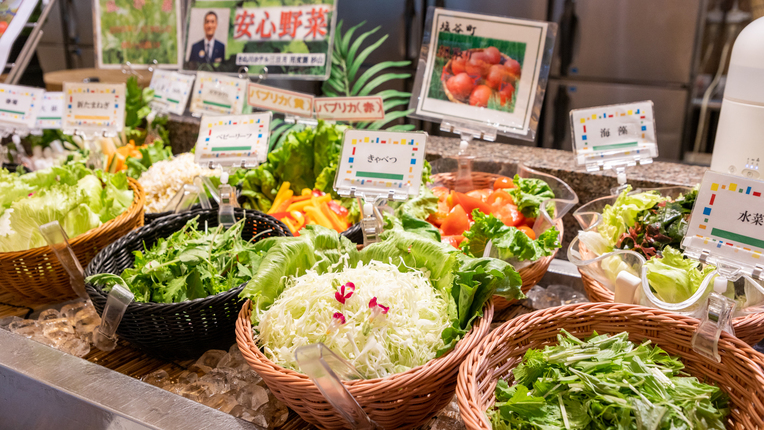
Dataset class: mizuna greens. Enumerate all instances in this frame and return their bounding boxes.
[241,225,522,369]
[489,330,729,429]
[87,217,264,303]
[0,160,133,252]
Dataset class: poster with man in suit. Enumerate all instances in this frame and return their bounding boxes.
[186,9,229,65]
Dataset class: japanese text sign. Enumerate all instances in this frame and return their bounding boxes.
[62,83,126,135]
[194,112,272,168]
[247,82,314,117]
[334,130,427,201]
[36,92,64,130]
[183,0,335,79]
[232,5,331,42]
[189,72,246,116]
[149,70,195,115]
[315,96,384,121]
[683,171,764,268]
[0,84,44,130]
[570,101,658,166]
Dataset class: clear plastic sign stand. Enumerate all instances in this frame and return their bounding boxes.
[295,343,381,430]
[38,221,133,352]
[647,170,764,362]
[194,112,272,226]
[408,7,556,191]
[570,101,658,195]
[333,130,428,246]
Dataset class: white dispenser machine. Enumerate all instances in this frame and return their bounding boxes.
[710,17,764,178]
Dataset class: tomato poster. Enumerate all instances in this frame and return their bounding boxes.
[183,0,336,80]
[410,8,555,141]
[93,0,183,68]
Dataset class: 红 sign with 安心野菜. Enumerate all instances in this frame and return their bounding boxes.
[334,130,427,201]
[194,112,272,168]
[183,0,336,80]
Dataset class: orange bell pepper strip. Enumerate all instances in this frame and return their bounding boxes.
[268,182,293,215]
[304,206,334,230]
[319,202,347,232]
[287,194,329,212]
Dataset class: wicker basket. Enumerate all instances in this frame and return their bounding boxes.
[0,177,145,305]
[457,302,764,429]
[431,170,572,311]
[85,208,291,361]
[236,299,494,430]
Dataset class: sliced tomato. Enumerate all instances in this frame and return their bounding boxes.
[493,176,515,190]
[466,189,491,202]
[486,190,514,208]
[327,200,349,218]
[441,234,465,248]
[441,204,470,236]
[494,204,524,227]
[517,225,536,240]
[454,192,492,217]
[524,217,536,229]
[431,186,449,201]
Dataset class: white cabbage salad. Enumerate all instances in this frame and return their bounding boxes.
[254,260,451,379]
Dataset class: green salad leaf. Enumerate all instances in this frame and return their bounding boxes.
[241,225,522,356]
[0,161,133,252]
[508,175,555,219]
[461,210,560,261]
[87,217,265,303]
[645,246,717,303]
[489,330,730,430]
[125,139,173,180]
[598,186,667,249]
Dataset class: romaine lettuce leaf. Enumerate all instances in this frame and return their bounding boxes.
[508,175,555,218]
[462,209,560,261]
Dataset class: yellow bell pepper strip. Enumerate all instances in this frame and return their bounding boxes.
[319,202,347,232]
[287,194,330,212]
[301,188,312,197]
[268,182,293,215]
[280,216,298,234]
[304,206,334,230]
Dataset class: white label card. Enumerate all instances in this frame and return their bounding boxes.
[189,71,247,116]
[36,92,64,129]
[315,96,384,121]
[63,83,126,135]
[570,101,657,166]
[684,171,764,267]
[149,70,195,115]
[194,113,272,168]
[334,130,427,200]
[247,82,314,117]
[0,84,44,129]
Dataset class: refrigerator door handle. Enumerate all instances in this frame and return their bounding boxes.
[552,84,570,150]
[558,0,578,77]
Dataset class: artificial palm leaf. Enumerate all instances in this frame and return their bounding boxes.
[322,21,415,131]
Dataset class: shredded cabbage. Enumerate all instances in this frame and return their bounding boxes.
[255,259,451,379]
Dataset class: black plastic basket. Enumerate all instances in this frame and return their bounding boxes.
[341,223,362,245]
[143,203,214,224]
[85,208,291,360]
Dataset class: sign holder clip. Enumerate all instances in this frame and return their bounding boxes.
[440,119,497,193]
